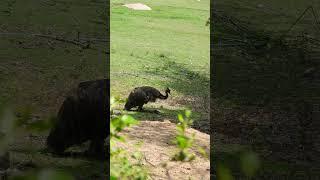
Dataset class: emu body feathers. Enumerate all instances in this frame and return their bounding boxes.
[46,79,109,157]
[124,86,171,111]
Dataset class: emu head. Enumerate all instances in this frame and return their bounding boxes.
[124,97,132,110]
[165,87,171,94]
[124,101,131,110]
[46,120,74,154]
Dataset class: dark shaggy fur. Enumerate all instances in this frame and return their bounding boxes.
[46,79,109,158]
[124,86,170,111]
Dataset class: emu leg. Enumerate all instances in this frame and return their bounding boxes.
[85,139,106,159]
[145,109,160,114]
[137,105,144,112]
[137,108,160,114]
[153,110,160,114]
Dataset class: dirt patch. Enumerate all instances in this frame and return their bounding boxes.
[116,120,210,180]
[123,3,152,11]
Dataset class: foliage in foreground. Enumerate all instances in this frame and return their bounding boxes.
[110,97,149,180]
[0,105,75,180]
[172,110,196,162]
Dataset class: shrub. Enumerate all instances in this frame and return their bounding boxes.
[110,97,148,180]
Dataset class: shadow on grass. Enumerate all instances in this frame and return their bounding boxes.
[213,50,319,107]
[140,57,210,131]
[211,13,320,178]
[212,14,320,107]
[125,107,200,123]
[122,106,207,133]
[142,57,210,99]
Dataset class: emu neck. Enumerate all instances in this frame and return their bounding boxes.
[159,92,169,99]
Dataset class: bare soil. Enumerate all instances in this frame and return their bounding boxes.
[116,120,210,180]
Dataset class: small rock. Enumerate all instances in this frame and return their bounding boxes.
[257,4,264,8]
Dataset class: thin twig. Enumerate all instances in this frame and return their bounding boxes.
[280,6,317,39]
[0,32,108,43]
[144,155,156,167]
[0,32,109,54]
[34,34,88,48]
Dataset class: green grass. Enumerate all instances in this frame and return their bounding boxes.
[110,0,210,127]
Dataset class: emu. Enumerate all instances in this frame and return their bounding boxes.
[124,86,171,112]
[46,79,109,158]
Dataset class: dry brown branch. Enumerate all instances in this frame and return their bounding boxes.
[34,34,89,48]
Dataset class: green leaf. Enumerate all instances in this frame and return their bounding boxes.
[176,125,184,134]
[177,114,184,123]
[176,136,188,149]
[185,110,191,118]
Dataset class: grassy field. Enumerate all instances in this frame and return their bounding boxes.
[109,1,210,179]
[0,0,107,179]
[110,0,210,132]
[0,0,107,115]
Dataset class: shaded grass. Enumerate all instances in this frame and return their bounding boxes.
[212,0,320,107]
[212,0,320,178]
[125,107,201,124]
[213,149,320,179]
[0,0,107,116]
[0,0,108,178]
[213,0,320,36]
